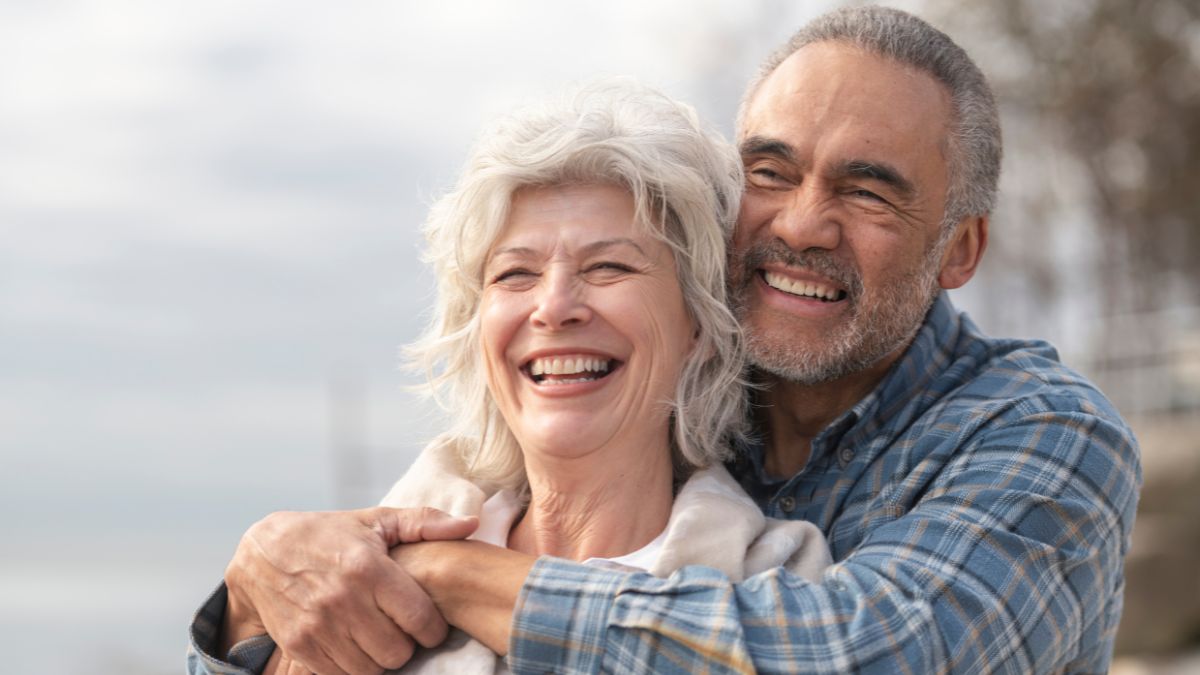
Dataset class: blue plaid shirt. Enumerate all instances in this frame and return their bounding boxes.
[506,293,1140,674]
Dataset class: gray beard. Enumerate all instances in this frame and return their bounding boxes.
[730,241,942,386]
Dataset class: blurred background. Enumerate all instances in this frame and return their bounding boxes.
[1,0,1196,672]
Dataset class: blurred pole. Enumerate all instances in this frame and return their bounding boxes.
[327,368,370,509]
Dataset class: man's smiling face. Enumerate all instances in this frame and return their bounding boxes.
[730,41,956,385]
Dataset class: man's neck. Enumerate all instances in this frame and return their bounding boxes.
[759,354,899,479]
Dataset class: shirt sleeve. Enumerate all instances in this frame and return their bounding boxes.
[507,409,1141,674]
[186,582,277,675]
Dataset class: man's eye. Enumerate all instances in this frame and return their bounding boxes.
[747,166,792,189]
[850,188,885,202]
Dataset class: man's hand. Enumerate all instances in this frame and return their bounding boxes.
[221,506,478,675]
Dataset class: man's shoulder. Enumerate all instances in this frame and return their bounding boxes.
[941,328,1125,426]
[906,323,1140,491]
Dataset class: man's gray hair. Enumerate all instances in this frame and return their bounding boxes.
[738,5,1002,230]
[408,79,749,492]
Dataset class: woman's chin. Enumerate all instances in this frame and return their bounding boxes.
[515,418,621,461]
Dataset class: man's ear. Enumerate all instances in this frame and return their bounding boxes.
[938,215,988,290]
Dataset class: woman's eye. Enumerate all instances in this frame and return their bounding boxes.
[492,269,534,283]
[585,262,635,277]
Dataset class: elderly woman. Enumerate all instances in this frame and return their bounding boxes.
[191,80,830,675]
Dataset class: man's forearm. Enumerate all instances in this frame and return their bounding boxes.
[392,539,535,655]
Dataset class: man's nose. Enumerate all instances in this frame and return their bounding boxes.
[529,270,591,330]
[771,184,841,252]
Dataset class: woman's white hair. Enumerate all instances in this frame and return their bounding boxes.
[407,78,748,492]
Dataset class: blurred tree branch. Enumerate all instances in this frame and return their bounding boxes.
[932,0,1200,319]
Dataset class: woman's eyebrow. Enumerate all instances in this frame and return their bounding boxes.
[579,238,648,258]
[488,246,537,261]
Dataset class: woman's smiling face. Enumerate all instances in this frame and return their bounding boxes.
[479,183,696,461]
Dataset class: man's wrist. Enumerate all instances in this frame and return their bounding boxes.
[219,580,267,655]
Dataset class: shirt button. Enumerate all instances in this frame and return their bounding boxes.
[837,446,855,467]
[778,496,796,513]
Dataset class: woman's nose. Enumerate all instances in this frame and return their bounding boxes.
[529,271,592,330]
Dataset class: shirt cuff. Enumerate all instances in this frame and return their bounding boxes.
[187,582,277,675]
[508,557,629,674]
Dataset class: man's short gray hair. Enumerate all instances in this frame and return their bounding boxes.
[408,79,749,492]
[738,5,1002,230]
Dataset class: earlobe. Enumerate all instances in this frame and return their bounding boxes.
[937,215,988,290]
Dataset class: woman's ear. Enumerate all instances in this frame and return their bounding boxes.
[938,215,989,290]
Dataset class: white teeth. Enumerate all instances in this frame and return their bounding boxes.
[541,376,597,386]
[527,355,611,378]
[763,272,841,301]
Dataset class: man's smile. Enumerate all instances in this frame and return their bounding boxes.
[761,270,848,302]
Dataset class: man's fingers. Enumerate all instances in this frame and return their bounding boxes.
[368,506,477,546]
[321,635,385,675]
[276,623,357,675]
[374,562,450,649]
[281,650,346,675]
[350,619,420,667]
[340,606,417,671]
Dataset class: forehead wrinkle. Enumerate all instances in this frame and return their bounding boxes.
[486,237,649,264]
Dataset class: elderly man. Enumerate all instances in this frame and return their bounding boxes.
[190,6,1140,674]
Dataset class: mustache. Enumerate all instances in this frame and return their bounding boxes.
[734,240,863,297]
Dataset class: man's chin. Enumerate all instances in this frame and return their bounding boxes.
[743,326,857,386]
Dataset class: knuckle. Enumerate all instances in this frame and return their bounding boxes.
[310,588,344,615]
[289,616,324,647]
[257,510,292,531]
[377,639,415,669]
[341,547,380,581]
[277,632,309,659]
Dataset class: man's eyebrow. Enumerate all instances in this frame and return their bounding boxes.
[739,135,796,161]
[840,160,917,197]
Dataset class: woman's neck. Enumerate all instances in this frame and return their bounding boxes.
[507,439,674,562]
